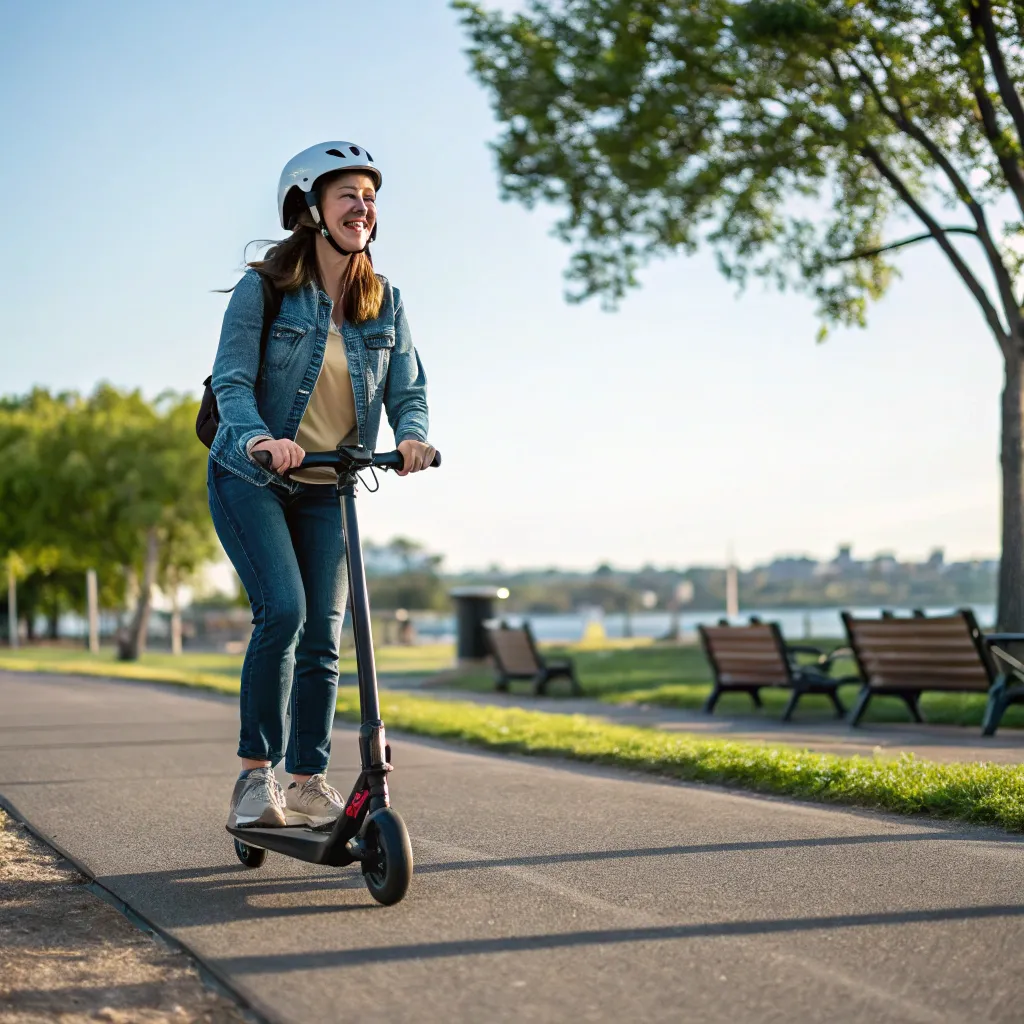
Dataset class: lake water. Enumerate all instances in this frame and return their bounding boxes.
[411,604,998,644]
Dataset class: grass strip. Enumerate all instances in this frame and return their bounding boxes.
[0,643,453,681]
[0,654,240,693]
[333,691,1024,833]
[4,653,1023,831]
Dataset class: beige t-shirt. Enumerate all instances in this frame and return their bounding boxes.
[291,320,357,484]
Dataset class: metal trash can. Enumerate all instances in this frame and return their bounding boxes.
[449,586,509,662]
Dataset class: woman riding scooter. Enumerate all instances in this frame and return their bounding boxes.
[207,142,434,832]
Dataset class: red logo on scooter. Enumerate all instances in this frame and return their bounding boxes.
[346,789,370,818]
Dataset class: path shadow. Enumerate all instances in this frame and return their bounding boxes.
[213,902,1024,974]
[413,828,1018,876]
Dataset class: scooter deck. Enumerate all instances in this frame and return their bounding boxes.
[227,825,336,865]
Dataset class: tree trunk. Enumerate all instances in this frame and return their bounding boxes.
[117,529,160,661]
[170,568,182,656]
[6,564,17,649]
[998,354,1024,630]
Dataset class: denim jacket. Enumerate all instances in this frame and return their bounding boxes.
[209,269,428,488]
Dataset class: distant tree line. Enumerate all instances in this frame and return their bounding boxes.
[0,386,215,659]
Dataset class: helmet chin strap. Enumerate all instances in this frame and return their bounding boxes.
[306,192,376,256]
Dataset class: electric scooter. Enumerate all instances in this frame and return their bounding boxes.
[227,444,441,906]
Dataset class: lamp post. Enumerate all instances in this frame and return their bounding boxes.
[86,569,99,654]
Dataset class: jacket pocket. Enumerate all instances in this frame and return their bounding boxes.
[265,319,307,370]
[363,329,395,349]
[362,329,394,390]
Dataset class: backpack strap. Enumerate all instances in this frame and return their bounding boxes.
[256,272,282,375]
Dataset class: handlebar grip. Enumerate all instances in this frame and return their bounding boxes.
[253,450,273,470]
[374,449,442,471]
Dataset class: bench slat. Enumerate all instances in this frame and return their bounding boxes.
[843,639,980,654]
[488,630,539,676]
[844,611,992,694]
[701,624,790,686]
[718,672,790,685]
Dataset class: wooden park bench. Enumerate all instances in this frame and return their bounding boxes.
[841,609,1024,735]
[485,621,582,696]
[698,618,855,721]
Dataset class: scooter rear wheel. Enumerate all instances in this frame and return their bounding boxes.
[361,808,413,905]
[233,838,268,868]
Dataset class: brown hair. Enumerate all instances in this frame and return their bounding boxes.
[246,211,385,325]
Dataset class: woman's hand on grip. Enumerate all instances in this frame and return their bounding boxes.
[252,438,306,475]
[397,439,436,476]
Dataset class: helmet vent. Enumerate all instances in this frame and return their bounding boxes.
[349,146,361,155]
[326,148,345,158]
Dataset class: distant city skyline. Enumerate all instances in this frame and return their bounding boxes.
[444,541,997,576]
[202,537,997,601]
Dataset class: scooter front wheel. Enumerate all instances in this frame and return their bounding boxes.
[233,838,268,868]
[361,808,413,905]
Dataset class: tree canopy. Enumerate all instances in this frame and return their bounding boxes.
[456,0,1024,627]
[0,386,216,652]
[456,0,1024,341]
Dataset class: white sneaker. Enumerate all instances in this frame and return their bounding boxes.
[284,774,346,827]
[227,767,287,829]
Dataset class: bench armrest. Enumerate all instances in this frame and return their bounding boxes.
[823,645,854,663]
[983,633,1024,646]
[787,644,854,676]
[984,633,1024,678]
[785,644,824,658]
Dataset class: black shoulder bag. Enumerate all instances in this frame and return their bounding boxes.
[196,273,282,449]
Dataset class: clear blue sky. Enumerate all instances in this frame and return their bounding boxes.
[0,0,1003,572]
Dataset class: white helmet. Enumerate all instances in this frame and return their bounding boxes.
[277,141,382,250]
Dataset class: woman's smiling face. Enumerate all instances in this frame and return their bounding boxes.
[319,172,377,251]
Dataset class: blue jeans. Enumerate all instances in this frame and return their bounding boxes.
[208,459,347,774]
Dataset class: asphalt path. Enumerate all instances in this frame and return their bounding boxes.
[2,670,1023,1024]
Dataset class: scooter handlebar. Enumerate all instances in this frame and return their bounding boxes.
[251,447,441,474]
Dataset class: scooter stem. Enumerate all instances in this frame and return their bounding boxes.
[338,478,390,815]
[339,480,380,725]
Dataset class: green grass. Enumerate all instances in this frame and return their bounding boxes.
[0,648,244,691]
[339,692,1024,832]
[0,642,454,685]
[3,644,1023,830]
